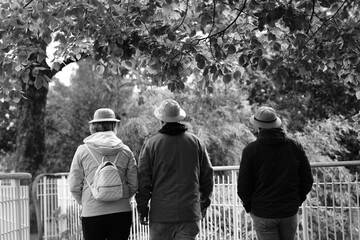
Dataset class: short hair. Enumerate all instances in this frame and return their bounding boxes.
[89,121,117,134]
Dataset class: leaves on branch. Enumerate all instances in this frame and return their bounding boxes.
[0,0,359,99]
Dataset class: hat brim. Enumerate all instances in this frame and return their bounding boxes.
[249,115,282,129]
[154,108,186,123]
[88,118,121,123]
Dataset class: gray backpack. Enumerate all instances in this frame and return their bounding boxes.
[84,145,124,201]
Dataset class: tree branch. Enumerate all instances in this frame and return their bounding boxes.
[307,0,316,34]
[198,0,247,41]
[24,0,34,8]
[306,0,347,44]
[173,0,189,31]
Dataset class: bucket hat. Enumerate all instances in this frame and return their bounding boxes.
[249,106,282,129]
[89,108,121,123]
[154,99,186,123]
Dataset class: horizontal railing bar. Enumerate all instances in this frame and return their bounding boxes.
[310,160,360,167]
[0,172,32,180]
[213,160,360,171]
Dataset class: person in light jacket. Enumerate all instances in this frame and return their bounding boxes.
[135,99,214,240]
[237,106,313,240]
[68,108,138,240]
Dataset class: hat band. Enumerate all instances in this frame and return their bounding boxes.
[254,117,277,123]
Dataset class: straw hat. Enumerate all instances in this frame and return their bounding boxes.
[88,108,121,123]
[154,99,186,123]
[249,106,282,129]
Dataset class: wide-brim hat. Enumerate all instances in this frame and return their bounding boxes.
[154,99,186,123]
[249,106,282,129]
[89,108,121,123]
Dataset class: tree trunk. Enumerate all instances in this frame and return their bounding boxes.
[15,82,48,177]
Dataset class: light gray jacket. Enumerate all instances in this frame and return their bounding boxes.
[68,131,138,217]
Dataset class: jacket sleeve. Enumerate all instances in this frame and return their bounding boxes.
[68,147,84,205]
[237,146,254,213]
[135,141,153,216]
[297,142,314,204]
[126,150,138,198]
[199,139,214,203]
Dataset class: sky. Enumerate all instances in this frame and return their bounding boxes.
[47,40,78,87]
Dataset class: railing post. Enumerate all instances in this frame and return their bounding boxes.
[302,200,308,240]
[14,179,21,240]
[232,170,239,240]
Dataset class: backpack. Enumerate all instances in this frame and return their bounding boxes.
[84,145,124,201]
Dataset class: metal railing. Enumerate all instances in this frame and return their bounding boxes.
[32,161,360,240]
[0,172,32,240]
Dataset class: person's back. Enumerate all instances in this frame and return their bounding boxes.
[68,108,138,240]
[136,99,214,240]
[141,127,211,222]
[237,106,313,240]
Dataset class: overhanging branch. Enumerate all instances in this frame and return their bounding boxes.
[197,0,247,41]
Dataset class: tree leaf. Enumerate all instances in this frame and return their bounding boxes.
[34,75,43,89]
[95,64,105,75]
[197,59,206,69]
[52,62,61,71]
[238,55,247,66]
[195,54,205,62]
[227,45,236,54]
[258,58,268,70]
[223,74,232,84]
[233,70,241,81]
[319,0,331,8]
[356,90,360,100]
[272,75,283,89]
[273,42,281,51]
[168,82,175,92]
[167,31,176,41]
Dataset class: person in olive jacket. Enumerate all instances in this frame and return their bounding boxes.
[237,106,313,240]
[135,99,214,240]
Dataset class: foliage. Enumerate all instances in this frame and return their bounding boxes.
[247,71,358,131]
[0,101,17,153]
[1,0,360,98]
[292,116,359,165]
[0,152,16,171]
[116,118,149,161]
[44,66,256,169]
[43,60,134,172]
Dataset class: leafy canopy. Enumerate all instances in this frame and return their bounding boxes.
[1,0,360,101]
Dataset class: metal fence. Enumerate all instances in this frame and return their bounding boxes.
[32,161,360,240]
[0,172,32,240]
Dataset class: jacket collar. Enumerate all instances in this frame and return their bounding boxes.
[159,122,188,135]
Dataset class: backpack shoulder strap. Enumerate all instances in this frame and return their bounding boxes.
[84,144,105,188]
[85,144,101,164]
[113,151,123,165]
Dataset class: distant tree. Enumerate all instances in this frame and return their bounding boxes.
[247,70,358,131]
[44,60,134,172]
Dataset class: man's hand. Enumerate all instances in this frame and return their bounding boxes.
[139,214,149,225]
[137,206,149,225]
[201,198,211,219]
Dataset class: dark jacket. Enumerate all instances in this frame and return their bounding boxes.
[135,123,214,222]
[237,128,313,218]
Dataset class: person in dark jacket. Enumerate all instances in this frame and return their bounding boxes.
[135,99,214,240]
[237,106,313,240]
